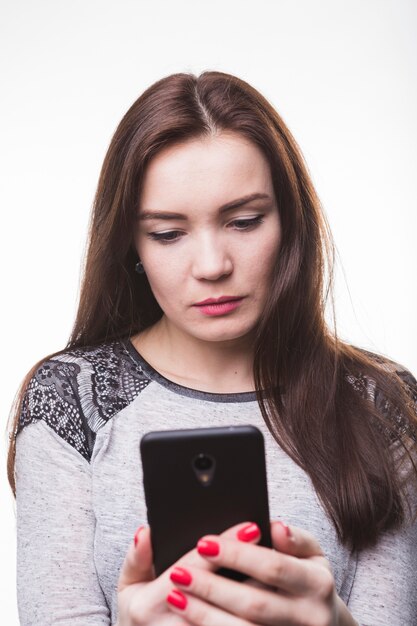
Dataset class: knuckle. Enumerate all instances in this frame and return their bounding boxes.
[189,601,211,625]
[264,556,285,587]
[242,592,270,620]
[203,575,216,603]
[315,569,335,600]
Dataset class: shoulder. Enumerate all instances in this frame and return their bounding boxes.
[347,348,417,443]
[359,349,417,408]
[17,339,152,460]
[347,348,417,394]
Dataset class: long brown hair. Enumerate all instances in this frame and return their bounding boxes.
[7,70,417,550]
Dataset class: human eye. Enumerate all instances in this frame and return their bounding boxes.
[229,215,264,231]
[146,230,185,245]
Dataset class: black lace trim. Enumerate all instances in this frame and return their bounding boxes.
[17,340,151,461]
[17,340,417,459]
[374,368,417,443]
[346,351,417,444]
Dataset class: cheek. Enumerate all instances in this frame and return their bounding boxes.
[265,222,281,266]
[145,267,172,298]
[246,232,280,282]
[142,257,184,308]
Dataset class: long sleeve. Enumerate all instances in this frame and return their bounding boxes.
[14,344,151,625]
[346,514,417,625]
[344,356,417,624]
[15,420,110,625]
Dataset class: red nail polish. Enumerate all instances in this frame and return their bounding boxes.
[167,589,187,610]
[237,522,261,542]
[134,526,144,547]
[197,539,220,556]
[275,520,292,537]
[170,566,192,586]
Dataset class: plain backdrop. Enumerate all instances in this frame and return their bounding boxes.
[1,0,416,623]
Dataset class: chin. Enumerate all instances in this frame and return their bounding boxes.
[191,324,256,344]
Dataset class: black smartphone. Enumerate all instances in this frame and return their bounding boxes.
[140,424,271,580]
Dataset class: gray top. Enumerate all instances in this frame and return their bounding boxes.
[14,339,417,625]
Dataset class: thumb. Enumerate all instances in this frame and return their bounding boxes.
[117,526,155,592]
[271,519,325,559]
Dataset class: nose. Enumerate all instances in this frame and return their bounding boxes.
[191,233,233,281]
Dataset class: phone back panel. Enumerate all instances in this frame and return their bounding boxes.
[140,425,271,576]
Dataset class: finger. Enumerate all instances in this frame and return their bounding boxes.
[127,519,262,617]
[118,525,155,591]
[117,527,199,625]
[195,535,334,596]
[271,520,326,559]
[125,522,259,592]
[119,520,263,590]
[219,521,263,543]
[175,521,262,572]
[167,565,296,626]
[166,588,254,626]
[118,523,264,624]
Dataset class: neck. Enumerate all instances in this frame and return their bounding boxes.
[131,317,256,393]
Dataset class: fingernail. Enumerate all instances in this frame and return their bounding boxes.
[275,520,292,537]
[197,539,220,556]
[170,566,192,586]
[167,589,187,610]
[134,526,144,548]
[237,522,261,542]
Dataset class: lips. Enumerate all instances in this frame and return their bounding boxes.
[193,296,243,306]
[192,296,245,317]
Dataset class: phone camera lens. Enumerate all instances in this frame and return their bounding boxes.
[194,454,213,471]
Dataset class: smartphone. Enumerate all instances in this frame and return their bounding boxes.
[140,424,271,580]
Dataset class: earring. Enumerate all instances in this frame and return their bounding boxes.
[135,260,145,274]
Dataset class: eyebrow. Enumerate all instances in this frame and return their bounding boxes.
[138,192,272,221]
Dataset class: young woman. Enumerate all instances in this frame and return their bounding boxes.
[8,71,417,626]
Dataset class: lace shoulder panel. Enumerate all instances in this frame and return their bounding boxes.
[17,340,151,461]
[346,350,417,444]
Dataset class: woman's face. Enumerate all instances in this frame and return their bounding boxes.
[135,131,281,345]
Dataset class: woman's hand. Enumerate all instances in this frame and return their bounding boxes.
[116,525,190,625]
[116,522,259,626]
[164,521,358,626]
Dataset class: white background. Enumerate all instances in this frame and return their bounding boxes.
[1,0,416,623]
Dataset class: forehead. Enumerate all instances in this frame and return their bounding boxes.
[139,132,274,211]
